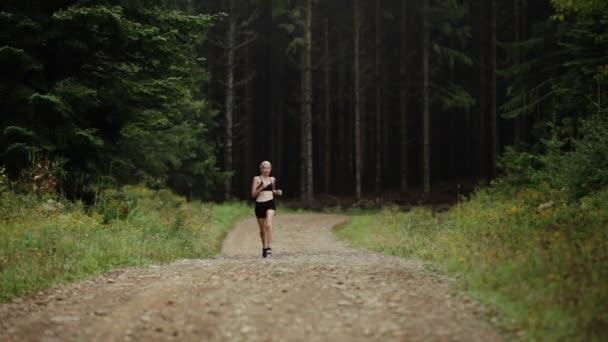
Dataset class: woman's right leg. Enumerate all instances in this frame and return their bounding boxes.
[263,210,275,258]
[257,218,266,248]
[257,217,267,258]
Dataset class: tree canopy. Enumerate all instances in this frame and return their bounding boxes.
[0,0,222,200]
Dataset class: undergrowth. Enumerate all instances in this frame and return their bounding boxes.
[0,183,249,302]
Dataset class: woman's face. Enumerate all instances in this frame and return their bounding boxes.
[261,164,271,176]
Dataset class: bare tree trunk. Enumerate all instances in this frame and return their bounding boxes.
[267,7,282,193]
[374,0,382,197]
[479,1,487,179]
[514,0,522,145]
[186,0,197,201]
[243,44,253,197]
[275,102,284,186]
[400,0,409,195]
[224,0,236,200]
[186,0,195,14]
[422,0,431,196]
[304,0,314,201]
[300,52,306,200]
[354,0,362,202]
[520,0,528,143]
[337,52,347,195]
[491,0,498,178]
[323,17,331,195]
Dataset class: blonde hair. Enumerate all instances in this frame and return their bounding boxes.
[259,160,272,170]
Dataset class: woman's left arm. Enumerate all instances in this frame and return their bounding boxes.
[272,177,282,196]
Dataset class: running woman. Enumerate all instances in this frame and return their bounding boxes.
[251,160,282,258]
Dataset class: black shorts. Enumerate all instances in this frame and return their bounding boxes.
[255,199,276,218]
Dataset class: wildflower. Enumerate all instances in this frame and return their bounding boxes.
[507,206,519,215]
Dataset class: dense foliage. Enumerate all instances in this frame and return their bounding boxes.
[499,110,608,200]
[551,0,608,16]
[0,0,223,200]
[503,1,608,140]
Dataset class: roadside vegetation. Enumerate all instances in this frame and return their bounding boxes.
[337,113,608,340]
[0,177,249,303]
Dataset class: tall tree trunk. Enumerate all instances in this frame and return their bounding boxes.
[479,1,487,179]
[374,0,382,197]
[299,52,306,200]
[186,0,197,200]
[514,0,521,144]
[514,0,526,146]
[337,50,347,195]
[520,0,528,143]
[490,0,498,178]
[323,17,331,195]
[354,0,362,201]
[244,44,254,197]
[304,0,314,201]
[422,0,431,196]
[400,0,409,195]
[186,0,195,14]
[275,102,284,187]
[224,0,236,200]
[268,3,282,192]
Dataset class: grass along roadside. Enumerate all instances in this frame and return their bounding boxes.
[0,185,250,303]
[334,187,608,341]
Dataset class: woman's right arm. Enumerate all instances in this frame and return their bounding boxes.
[251,177,261,198]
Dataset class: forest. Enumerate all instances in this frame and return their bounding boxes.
[1,0,607,340]
[1,0,605,202]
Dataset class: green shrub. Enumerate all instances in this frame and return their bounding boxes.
[497,146,540,190]
[92,189,134,224]
[0,167,11,217]
[561,112,608,199]
[0,167,8,193]
[498,110,608,201]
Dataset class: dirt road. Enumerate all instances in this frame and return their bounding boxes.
[0,214,502,341]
